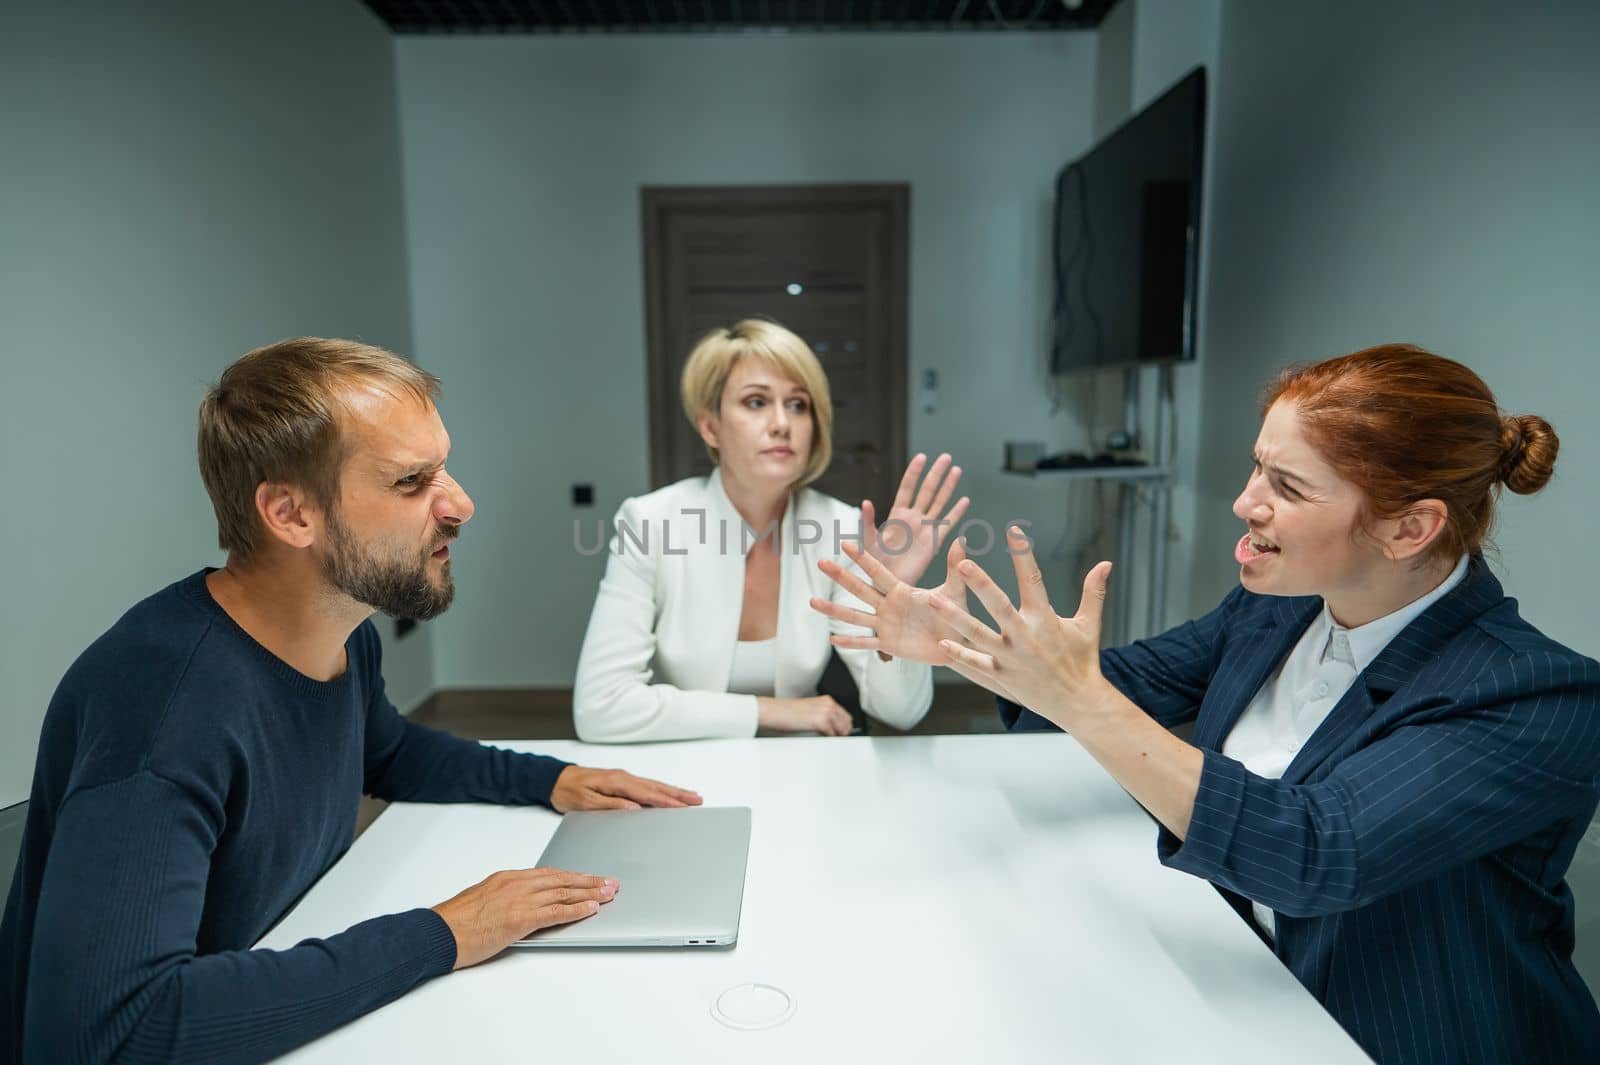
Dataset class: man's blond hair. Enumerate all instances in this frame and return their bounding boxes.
[197,337,440,560]
[679,318,834,489]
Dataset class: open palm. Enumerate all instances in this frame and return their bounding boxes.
[863,453,970,587]
[812,538,973,666]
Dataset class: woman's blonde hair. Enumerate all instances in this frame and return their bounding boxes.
[679,318,833,489]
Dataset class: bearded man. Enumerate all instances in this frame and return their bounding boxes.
[1,338,700,1065]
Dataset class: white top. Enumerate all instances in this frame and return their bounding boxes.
[571,469,933,742]
[1222,554,1471,938]
[726,638,777,697]
[259,736,1367,1064]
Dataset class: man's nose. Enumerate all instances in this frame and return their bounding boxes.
[436,470,474,526]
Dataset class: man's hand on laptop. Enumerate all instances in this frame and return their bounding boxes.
[550,766,703,813]
[433,867,618,969]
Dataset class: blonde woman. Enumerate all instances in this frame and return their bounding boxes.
[573,319,968,742]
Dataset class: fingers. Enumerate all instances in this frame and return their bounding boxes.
[938,639,998,675]
[892,453,926,512]
[810,595,879,631]
[943,538,971,602]
[532,884,617,908]
[524,898,605,933]
[1007,526,1052,615]
[957,556,1022,632]
[860,499,881,556]
[517,868,613,889]
[819,698,853,736]
[921,450,953,514]
[1076,561,1113,631]
[911,452,952,514]
[829,633,881,651]
[945,537,968,594]
[840,539,904,594]
[586,794,642,811]
[438,869,621,968]
[938,653,992,696]
[599,770,700,808]
[933,496,971,549]
[816,558,882,606]
[627,774,702,808]
[653,780,705,806]
[929,592,1001,650]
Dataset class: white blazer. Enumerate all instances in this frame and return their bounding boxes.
[573,470,933,742]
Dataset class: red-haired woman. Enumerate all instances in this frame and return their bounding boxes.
[812,345,1600,1062]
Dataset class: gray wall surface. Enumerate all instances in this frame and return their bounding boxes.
[0,0,431,807]
[1192,0,1600,645]
[393,32,1105,689]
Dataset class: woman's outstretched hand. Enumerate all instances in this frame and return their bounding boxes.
[811,538,974,666]
[929,526,1116,728]
[862,452,970,587]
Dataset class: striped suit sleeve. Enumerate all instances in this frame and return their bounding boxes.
[1160,650,1600,916]
[999,585,1243,732]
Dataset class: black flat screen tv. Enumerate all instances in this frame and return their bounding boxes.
[1051,66,1206,375]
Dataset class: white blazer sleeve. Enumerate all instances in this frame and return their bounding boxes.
[572,498,758,743]
[826,517,933,732]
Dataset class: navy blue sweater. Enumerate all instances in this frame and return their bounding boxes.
[1,570,570,1064]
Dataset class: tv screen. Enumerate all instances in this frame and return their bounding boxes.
[1052,67,1206,375]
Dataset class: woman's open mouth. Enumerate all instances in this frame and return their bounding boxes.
[1235,531,1280,565]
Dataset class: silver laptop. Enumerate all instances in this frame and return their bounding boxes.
[512,805,751,949]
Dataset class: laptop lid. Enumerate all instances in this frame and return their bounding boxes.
[512,805,751,949]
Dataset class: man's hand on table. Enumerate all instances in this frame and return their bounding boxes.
[549,766,703,813]
[432,867,618,969]
[430,771,698,968]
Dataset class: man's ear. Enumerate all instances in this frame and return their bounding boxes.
[253,482,320,550]
[1381,499,1449,562]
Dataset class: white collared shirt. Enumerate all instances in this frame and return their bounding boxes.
[1221,554,1470,939]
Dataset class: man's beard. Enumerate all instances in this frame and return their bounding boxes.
[323,511,457,621]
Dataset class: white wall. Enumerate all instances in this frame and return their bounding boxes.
[394,32,1102,689]
[1194,0,1600,981]
[0,0,427,807]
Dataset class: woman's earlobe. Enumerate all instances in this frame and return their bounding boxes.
[1392,500,1449,558]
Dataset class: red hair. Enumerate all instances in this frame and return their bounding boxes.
[1263,344,1557,563]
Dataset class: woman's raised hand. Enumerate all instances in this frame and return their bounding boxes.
[811,537,974,666]
[863,453,970,587]
[928,526,1115,727]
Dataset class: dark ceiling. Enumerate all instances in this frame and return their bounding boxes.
[361,0,1119,34]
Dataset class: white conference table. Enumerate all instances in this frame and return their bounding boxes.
[260,734,1370,1064]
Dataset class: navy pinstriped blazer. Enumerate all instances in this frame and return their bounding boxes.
[1001,557,1600,1063]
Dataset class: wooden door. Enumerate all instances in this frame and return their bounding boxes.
[642,185,909,512]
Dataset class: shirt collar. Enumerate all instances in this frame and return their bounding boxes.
[1321,554,1470,672]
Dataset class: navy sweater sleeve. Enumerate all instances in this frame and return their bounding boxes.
[22,772,457,1065]
[998,586,1242,732]
[356,625,570,805]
